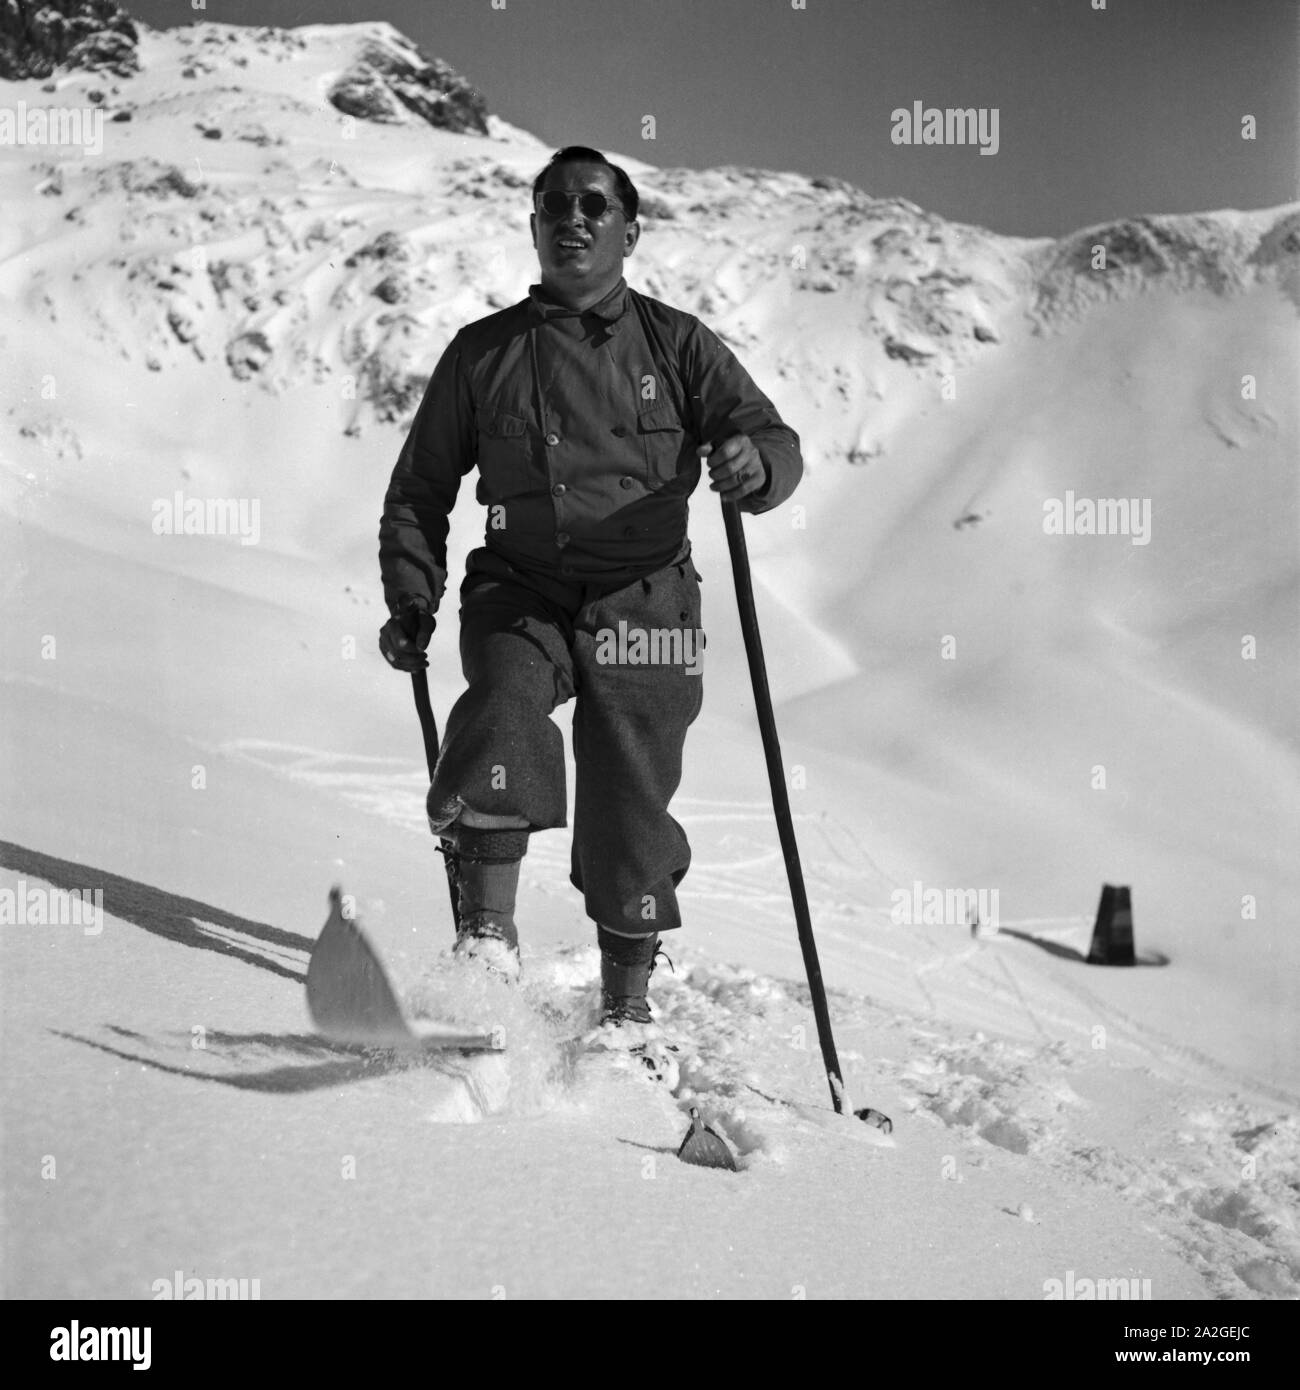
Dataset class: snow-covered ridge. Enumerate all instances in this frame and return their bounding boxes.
[1031,205,1300,324]
[4,3,490,130]
[1,5,1295,440]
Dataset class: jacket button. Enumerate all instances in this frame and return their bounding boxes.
[619,475,635,490]
[612,426,629,438]
[545,432,560,446]
[623,526,636,539]
[551,482,567,497]
[555,532,570,548]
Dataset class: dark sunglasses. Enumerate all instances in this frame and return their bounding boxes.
[534,190,626,220]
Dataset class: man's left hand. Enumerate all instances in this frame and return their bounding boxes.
[701,435,767,503]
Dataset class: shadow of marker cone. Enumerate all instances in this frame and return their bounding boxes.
[1087,883,1135,966]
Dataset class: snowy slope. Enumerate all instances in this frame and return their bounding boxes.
[1,9,1297,1300]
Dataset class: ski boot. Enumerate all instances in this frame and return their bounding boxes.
[584,925,680,1087]
[446,827,527,984]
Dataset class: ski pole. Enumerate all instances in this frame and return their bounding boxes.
[410,669,460,925]
[718,491,849,1116]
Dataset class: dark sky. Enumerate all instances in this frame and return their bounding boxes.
[127,0,1298,237]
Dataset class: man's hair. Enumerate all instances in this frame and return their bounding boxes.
[531,145,639,221]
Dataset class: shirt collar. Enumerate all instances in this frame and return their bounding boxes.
[527,277,628,326]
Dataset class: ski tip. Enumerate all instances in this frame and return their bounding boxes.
[676,1107,739,1172]
[326,885,357,926]
[855,1106,893,1134]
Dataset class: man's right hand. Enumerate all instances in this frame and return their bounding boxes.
[379,598,436,671]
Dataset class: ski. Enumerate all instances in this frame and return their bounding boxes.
[308,891,743,1164]
[306,888,502,1053]
[677,1107,738,1171]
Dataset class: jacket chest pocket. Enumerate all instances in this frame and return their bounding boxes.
[636,401,685,489]
[476,405,537,501]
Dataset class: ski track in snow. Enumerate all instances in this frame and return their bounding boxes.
[40,906,1298,1297]
[206,741,1300,1296]
[5,731,1274,1298]
[221,739,898,929]
[263,936,1300,1296]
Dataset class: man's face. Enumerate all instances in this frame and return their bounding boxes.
[530,160,638,294]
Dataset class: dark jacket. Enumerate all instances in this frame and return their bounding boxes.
[379,277,802,615]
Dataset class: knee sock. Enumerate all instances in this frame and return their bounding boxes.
[452,827,528,949]
[596,923,660,999]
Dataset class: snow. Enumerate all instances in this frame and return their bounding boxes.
[2,15,1297,1300]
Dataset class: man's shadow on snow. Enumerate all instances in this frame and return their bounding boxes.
[0,838,310,981]
[998,928,1170,967]
[1,840,397,1093]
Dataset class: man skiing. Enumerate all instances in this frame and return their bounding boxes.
[378,145,802,1046]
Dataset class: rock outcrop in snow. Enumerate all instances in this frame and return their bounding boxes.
[0,0,138,79]
[1029,209,1300,324]
[326,30,489,136]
